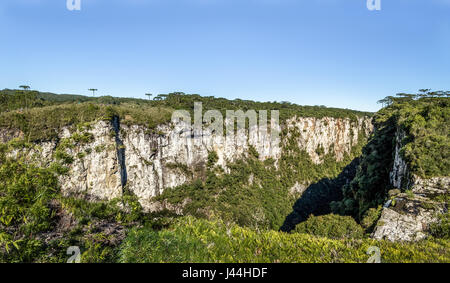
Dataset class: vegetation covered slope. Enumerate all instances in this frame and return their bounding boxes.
[0,139,148,262]
[0,89,372,231]
[1,89,448,263]
[332,90,449,220]
[119,216,449,263]
[156,125,368,231]
[1,89,371,141]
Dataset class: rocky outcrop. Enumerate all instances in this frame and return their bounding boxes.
[389,129,409,189]
[123,116,370,210]
[285,116,372,164]
[0,115,372,211]
[372,129,449,241]
[0,128,23,143]
[58,121,123,200]
[372,190,447,241]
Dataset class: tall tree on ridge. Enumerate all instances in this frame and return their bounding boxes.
[88,88,98,97]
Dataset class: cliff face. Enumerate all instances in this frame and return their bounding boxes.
[389,129,409,189]
[2,115,372,211]
[372,129,449,241]
[58,121,124,201]
[284,116,372,164]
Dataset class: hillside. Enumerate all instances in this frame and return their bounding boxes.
[331,92,449,241]
[0,89,448,263]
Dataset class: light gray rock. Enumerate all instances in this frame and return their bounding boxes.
[285,116,372,164]
[0,115,372,212]
[58,121,123,200]
[389,129,409,189]
[0,128,23,143]
[289,181,308,196]
[372,129,449,241]
[372,194,446,241]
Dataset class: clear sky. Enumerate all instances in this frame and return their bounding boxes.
[1,0,449,112]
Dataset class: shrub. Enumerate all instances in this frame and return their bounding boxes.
[293,214,365,239]
[429,213,450,239]
[360,206,382,233]
[207,151,218,167]
[0,158,59,262]
[118,216,450,263]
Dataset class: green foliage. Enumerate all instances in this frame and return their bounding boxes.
[0,157,59,262]
[429,213,450,240]
[166,162,193,178]
[281,158,361,232]
[0,90,44,112]
[0,89,371,143]
[0,159,58,234]
[378,91,449,178]
[119,216,450,263]
[0,142,145,262]
[60,191,144,226]
[333,92,449,220]
[207,151,218,167]
[398,99,449,178]
[2,89,447,263]
[36,192,146,263]
[360,206,383,233]
[0,101,172,142]
[293,214,365,239]
[157,151,296,230]
[279,127,367,186]
[94,144,106,153]
[331,114,396,219]
[315,145,325,156]
[157,92,372,122]
[157,119,369,231]
[54,149,74,164]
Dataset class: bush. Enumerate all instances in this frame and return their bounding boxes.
[293,214,365,239]
[0,158,59,262]
[360,206,383,233]
[429,213,450,239]
[118,216,450,263]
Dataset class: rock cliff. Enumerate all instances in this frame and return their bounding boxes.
[372,129,449,241]
[2,115,372,211]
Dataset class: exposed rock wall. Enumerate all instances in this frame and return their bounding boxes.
[122,116,371,209]
[285,116,372,164]
[58,121,123,200]
[1,115,372,211]
[372,191,447,241]
[372,129,449,241]
[389,129,409,189]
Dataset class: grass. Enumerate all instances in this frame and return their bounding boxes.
[0,102,173,142]
[119,216,450,263]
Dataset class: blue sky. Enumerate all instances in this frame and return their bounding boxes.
[1,0,449,112]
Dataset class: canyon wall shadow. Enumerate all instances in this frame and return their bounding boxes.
[280,158,360,232]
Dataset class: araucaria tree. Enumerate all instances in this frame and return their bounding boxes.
[88,89,98,96]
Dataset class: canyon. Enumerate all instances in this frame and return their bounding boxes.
[3,115,373,212]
